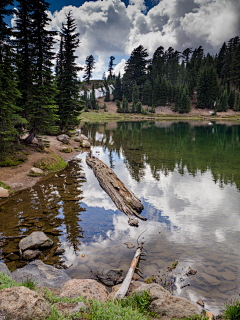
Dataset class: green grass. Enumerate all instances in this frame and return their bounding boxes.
[34,155,67,172]
[28,170,45,177]
[0,272,36,290]
[223,299,240,320]
[0,181,13,195]
[60,148,72,153]
[0,149,28,167]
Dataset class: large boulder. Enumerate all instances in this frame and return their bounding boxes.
[19,231,53,251]
[79,134,88,141]
[57,134,70,144]
[0,187,9,198]
[0,262,12,278]
[81,140,91,148]
[60,279,108,302]
[0,286,51,320]
[133,283,200,319]
[12,260,70,289]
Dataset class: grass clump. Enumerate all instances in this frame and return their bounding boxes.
[60,148,72,153]
[224,299,240,320]
[0,272,36,291]
[34,155,66,172]
[0,149,28,167]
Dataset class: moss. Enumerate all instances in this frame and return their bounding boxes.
[0,181,14,195]
[28,170,45,177]
[34,155,67,172]
[60,148,72,153]
[0,150,28,167]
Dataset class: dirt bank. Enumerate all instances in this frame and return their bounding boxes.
[0,136,82,192]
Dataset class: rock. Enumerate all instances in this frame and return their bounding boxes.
[79,134,88,141]
[206,311,214,320]
[133,283,200,318]
[60,279,108,302]
[19,231,53,251]
[81,140,91,148]
[55,302,87,315]
[6,253,19,261]
[23,249,41,260]
[106,269,123,278]
[222,271,236,281]
[54,247,65,255]
[0,286,51,320]
[0,262,12,278]
[0,311,6,320]
[197,299,204,307]
[0,187,9,198]
[12,260,70,289]
[201,273,220,286]
[124,242,135,249]
[57,134,70,144]
[30,167,44,175]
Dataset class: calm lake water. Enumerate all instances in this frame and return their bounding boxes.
[1,121,240,314]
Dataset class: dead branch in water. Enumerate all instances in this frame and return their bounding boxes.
[86,156,146,227]
[114,243,143,300]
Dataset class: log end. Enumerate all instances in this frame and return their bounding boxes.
[128,218,139,227]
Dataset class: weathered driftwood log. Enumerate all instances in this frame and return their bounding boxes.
[86,156,146,227]
[114,244,143,300]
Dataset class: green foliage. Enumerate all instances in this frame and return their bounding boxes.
[21,277,37,290]
[116,100,122,113]
[233,92,240,111]
[142,80,152,106]
[179,85,191,113]
[136,102,142,114]
[160,75,168,106]
[152,76,160,107]
[132,81,140,106]
[56,11,84,133]
[119,291,152,315]
[60,148,72,153]
[228,88,235,109]
[104,79,110,102]
[113,72,122,101]
[34,155,66,172]
[197,65,219,109]
[224,299,240,320]
[83,55,95,84]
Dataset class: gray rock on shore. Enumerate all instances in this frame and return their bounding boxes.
[60,279,109,302]
[133,283,200,318]
[0,262,12,278]
[12,260,70,289]
[0,286,51,320]
[19,231,53,251]
[57,134,70,144]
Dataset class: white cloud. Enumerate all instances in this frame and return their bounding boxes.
[12,0,239,78]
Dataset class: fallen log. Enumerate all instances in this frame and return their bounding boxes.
[114,244,143,300]
[86,156,146,227]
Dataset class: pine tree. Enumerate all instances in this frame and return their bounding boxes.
[160,75,168,106]
[197,65,219,108]
[142,80,152,106]
[233,92,240,111]
[152,76,160,107]
[222,89,228,112]
[132,81,140,105]
[0,45,22,152]
[136,102,142,114]
[230,45,240,88]
[83,55,95,84]
[174,85,181,112]
[14,0,34,121]
[90,83,97,109]
[28,0,59,137]
[179,85,191,113]
[113,72,122,101]
[104,79,110,102]
[228,87,235,109]
[56,11,84,133]
[108,56,115,79]
[116,100,122,113]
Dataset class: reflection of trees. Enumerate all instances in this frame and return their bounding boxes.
[0,160,86,268]
[82,121,240,191]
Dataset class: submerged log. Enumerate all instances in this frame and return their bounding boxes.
[114,244,143,300]
[86,156,146,227]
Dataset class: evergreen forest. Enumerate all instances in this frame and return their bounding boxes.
[1,0,240,155]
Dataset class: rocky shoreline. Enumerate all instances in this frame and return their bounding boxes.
[0,259,208,320]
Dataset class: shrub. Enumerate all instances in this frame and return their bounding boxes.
[34,155,66,172]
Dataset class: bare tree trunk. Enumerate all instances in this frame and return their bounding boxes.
[86,156,146,227]
[114,244,143,300]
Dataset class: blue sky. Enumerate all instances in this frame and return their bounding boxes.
[6,0,240,79]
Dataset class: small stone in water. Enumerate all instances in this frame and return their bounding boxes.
[81,254,85,257]
[124,242,135,249]
[197,299,204,307]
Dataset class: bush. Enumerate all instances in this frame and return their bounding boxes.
[224,299,240,320]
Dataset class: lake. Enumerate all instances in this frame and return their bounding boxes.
[1,121,240,314]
